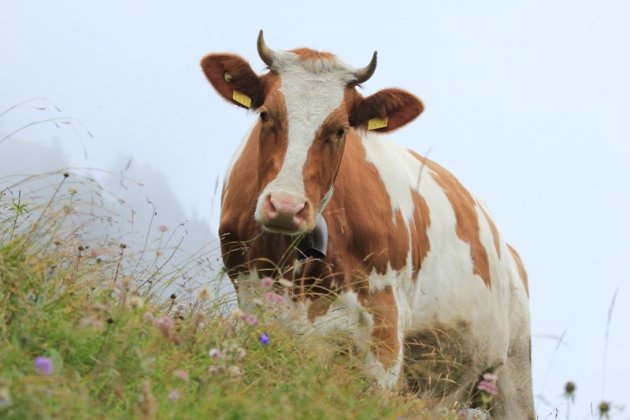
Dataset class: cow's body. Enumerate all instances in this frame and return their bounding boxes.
[202,32,534,418]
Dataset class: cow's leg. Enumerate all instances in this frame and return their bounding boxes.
[492,336,535,419]
[362,286,404,389]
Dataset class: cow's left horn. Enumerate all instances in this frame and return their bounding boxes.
[257,30,275,67]
[352,51,378,85]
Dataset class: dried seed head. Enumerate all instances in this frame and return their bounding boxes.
[127,296,144,310]
[198,288,212,301]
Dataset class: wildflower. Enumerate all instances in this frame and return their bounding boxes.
[143,312,156,323]
[34,356,54,375]
[156,316,175,329]
[173,370,189,381]
[265,291,285,305]
[208,366,224,375]
[231,308,244,320]
[477,372,498,396]
[208,348,221,359]
[260,276,274,289]
[228,365,243,377]
[259,332,270,345]
[198,287,212,301]
[127,295,144,310]
[168,389,181,401]
[483,372,497,382]
[158,225,169,233]
[155,316,179,344]
[0,387,12,408]
[243,313,259,326]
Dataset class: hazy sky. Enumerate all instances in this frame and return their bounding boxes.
[2,1,629,416]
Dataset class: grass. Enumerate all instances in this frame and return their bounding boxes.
[0,170,446,419]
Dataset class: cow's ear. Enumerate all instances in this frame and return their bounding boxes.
[201,54,267,109]
[349,88,424,132]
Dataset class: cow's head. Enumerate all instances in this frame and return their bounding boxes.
[201,31,423,235]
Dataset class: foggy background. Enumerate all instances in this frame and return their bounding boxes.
[1,1,629,417]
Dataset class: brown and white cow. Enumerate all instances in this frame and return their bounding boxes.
[201,31,534,418]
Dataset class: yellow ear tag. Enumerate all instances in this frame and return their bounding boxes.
[232,91,252,109]
[367,117,388,131]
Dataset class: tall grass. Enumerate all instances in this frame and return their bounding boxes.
[0,170,446,419]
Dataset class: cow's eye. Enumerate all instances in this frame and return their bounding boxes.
[260,111,269,122]
[336,127,346,138]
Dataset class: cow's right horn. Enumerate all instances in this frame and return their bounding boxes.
[257,30,275,67]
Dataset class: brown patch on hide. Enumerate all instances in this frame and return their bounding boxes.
[328,131,410,276]
[361,286,400,368]
[291,48,337,63]
[417,157,491,288]
[507,244,529,297]
[480,205,501,258]
[257,89,289,191]
[410,189,431,281]
[302,105,348,217]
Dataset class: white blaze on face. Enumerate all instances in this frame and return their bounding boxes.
[255,51,356,220]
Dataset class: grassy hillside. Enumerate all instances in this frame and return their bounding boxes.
[0,171,452,419]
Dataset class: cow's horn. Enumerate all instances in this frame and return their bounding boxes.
[352,51,378,85]
[257,30,275,67]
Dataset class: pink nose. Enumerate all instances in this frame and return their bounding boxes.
[262,194,307,231]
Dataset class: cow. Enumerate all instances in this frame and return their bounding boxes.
[201,31,534,418]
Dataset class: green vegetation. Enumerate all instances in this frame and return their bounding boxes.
[0,171,437,419]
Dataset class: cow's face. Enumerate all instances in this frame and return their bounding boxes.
[202,31,423,235]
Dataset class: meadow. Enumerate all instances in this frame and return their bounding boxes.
[0,169,450,419]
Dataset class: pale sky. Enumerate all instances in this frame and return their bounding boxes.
[2,1,629,416]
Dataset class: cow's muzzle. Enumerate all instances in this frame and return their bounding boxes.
[259,192,311,234]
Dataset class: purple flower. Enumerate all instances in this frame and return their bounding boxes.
[477,380,498,395]
[260,277,273,289]
[265,291,285,305]
[168,388,181,401]
[208,348,221,359]
[243,313,259,326]
[34,356,53,375]
[158,225,169,233]
[477,372,499,396]
[173,369,189,381]
[259,332,270,345]
[482,372,497,382]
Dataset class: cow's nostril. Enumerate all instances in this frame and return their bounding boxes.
[266,195,277,213]
[295,202,308,220]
